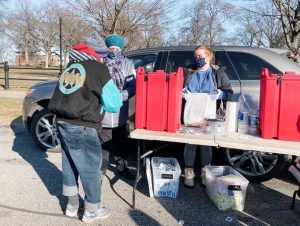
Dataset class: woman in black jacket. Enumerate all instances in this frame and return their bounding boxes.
[182,45,233,187]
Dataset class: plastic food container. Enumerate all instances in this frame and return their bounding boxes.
[151,157,182,198]
[205,165,249,211]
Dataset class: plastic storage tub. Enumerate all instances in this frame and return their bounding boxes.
[151,157,182,198]
[205,165,249,211]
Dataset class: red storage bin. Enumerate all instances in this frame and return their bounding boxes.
[277,71,300,141]
[146,70,169,131]
[259,68,281,139]
[167,68,184,132]
[259,68,300,141]
[135,67,147,129]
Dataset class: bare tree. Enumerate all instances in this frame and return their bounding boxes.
[4,1,39,65]
[4,0,60,67]
[235,0,285,48]
[26,1,61,68]
[177,0,235,46]
[63,0,176,50]
[273,0,300,49]
[57,9,93,66]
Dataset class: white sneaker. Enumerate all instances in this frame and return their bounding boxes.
[65,204,78,217]
[184,168,195,187]
[82,207,111,223]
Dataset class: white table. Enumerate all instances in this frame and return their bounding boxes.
[129,129,300,208]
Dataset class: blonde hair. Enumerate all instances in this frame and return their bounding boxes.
[194,45,215,65]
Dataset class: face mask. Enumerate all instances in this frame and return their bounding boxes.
[193,57,206,68]
[108,50,122,59]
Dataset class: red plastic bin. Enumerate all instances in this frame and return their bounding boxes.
[135,67,147,129]
[259,68,281,139]
[146,70,169,131]
[259,68,300,141]
[167,68,184,132]
[277,71,300,141]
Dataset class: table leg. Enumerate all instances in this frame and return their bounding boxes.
[132,139,143,209]
[291,186,300,210]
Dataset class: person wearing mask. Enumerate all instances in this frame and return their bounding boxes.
[183,45,233,187]
[99,34,136,181]
[48,33,122,223]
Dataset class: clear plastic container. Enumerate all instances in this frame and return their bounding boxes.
[205,165,249,211]
[151,157,182,198]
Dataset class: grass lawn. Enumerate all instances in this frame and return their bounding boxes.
[0,97,23,122]
[8,66,60,77]
[0,80,42,90]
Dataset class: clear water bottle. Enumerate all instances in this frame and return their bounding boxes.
[237,95,249,134]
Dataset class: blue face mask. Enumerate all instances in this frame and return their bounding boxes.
[108,50,123,60]
[193,57,206,68]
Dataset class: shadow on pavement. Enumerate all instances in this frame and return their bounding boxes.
[10,117,66,212]
[129,209,161,226]
[128,140,300,225]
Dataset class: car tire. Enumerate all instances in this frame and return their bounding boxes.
[30,108,60,152]
[221,148,288,182]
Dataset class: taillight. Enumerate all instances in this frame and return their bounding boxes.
[25,89,35,96]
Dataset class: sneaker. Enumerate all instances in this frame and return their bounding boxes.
[82,207,111,223]
[117,167,136,181]
[65,204,78,217]
[184,168,195,187]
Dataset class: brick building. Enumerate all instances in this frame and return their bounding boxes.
[15,53,60,67]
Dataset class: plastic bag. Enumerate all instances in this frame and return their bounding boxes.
[183,91,218,126]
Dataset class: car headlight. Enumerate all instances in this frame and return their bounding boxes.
[25,89,35,97]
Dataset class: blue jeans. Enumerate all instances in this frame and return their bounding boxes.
[184,144,212,168]
[57,121,102,211]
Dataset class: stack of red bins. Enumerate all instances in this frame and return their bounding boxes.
[135,67,184,133]
[259,68,300,141]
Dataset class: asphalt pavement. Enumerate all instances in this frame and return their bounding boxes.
[0,89,25,98]
[0,88,299,225]
[0,121,299,226]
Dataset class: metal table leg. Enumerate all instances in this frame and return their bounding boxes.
[132,139,144,209]
[291,186,300,210]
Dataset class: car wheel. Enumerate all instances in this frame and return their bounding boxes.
[30,108,60,152]
[221,148,288,182]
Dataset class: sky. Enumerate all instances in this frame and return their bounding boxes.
[2,0,261,63]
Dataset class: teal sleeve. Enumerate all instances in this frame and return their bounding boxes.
[101,79,123,112]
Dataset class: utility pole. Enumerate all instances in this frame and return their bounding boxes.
[59,17,63,75]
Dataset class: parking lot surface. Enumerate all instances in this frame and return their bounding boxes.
[0,122,299,226]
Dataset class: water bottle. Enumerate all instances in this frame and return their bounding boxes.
[237,95,249,134]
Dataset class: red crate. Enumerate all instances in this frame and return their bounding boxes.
[167,68,184,132]
[259,68,300,141]
[135,67,147,129]
[277,71,300,141]
[146,70,169,131]
[259,68,281,139]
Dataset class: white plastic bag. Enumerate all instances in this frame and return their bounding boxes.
[289,157,300,183]
[183,91,218,126]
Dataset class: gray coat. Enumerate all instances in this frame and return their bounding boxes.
[102,57,136,128]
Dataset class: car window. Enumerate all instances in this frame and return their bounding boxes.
[226,52,281,80]
[214,51,237,80]
[166,51,194,73]
[128,54,157,72]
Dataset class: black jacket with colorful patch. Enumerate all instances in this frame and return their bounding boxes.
[49,50,122,130]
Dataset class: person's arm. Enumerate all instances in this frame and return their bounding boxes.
[101,79,123,112]
[122,59,136,101]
